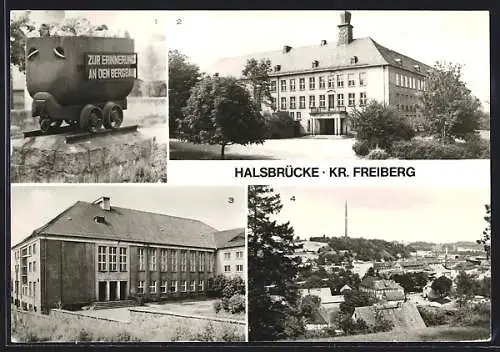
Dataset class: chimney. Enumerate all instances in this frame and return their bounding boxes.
[337,11,353,46]
[282,45,292,53]
[93,196,111,211]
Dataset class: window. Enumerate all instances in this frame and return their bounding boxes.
[396,73,400,87]
[296,112,301,120]
[160,249,168,272]
[299,78,305,90]
[33,282,36,299]
[29,282,32,297]
[290,79,296,91]
[199,252,205,272]
[236,251,243,259]
[289,96,296,109]
[208,253,213,273]
[149,248,156,271]
[359,72,366,87]
[198,280,204,291]
[190,252,196,272]
[180,251,187,272]
[32,244,36,254]
[270,80,277,93]
[404,76,408,88]
[360,92,367,106]
[28,245,31,256]
[160,280,168,293]
[224,265,231,272]
[180,280,187,292]
[171,250,177,272]
[309,77,315,90]
[348,73,355,87]
[328,94,335,108]
[280,80,286,92]
[337,93,344,106]
[169,280,178,293]
[280,97,286,110]
[190,280,196,292]
[290,112,295,119]
[309,95,316,108]
[28,262,32,272]
[336,74,344,88]
[149,280,157,294]
[119,248,127,271]
[328,75,335,89]
[236,265,244,272]
[138,280,144,294]
[348,93,355,106]
[32,261,36,272]
[319,76,325,89]
[299,96,306,109]
[109,247,117,271]
[138,248,145,271]
[98,246,107,271]
[224,252,231,260]
[319,95,325,108]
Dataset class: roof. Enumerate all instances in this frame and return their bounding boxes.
[353,302,425,329]
[299,287,344,304]
[383,290,405,301]
[213,228,245,249]
[209,37,432,78]
[340,284,352,292]
[360,277,403,291]
[17,201,218,249]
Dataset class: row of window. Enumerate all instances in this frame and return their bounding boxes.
[137,280,204,294]
[15,243,37,259]
[271,72,367,93]
[20,281,36,298]
[277,92,368,110]
[138,248,212,273]
[223,251,244,260]
[28,261,36,273]
[224,264,244,273]
[395,73,425,91]
[98,246,127,272]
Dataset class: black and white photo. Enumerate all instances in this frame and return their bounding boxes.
[10,11,168,182]
[168,11,489,160]
[248,185,490,341]
[10,185,246,342]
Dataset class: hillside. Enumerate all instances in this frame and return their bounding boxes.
[309,236,413,261]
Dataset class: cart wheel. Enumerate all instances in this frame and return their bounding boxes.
[50,120,62,128]
[64,119,79,127]
[40,117,51,133]
[80,105,103,133]
[102,102,123,129]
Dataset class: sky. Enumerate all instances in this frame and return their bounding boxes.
[10,185,246,247]
[165,10,490,110]
[269,186,490,244]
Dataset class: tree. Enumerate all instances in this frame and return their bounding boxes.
[454,270,478,307]
[420,61,482,143]
[477,204,491,260]
[10,11,36,73]
[431,276,453,297]
[248,186,304,341]
[363,267,376,279]
[299,295,321,322]
[180,76,267,159]
[168,49,201,133]
[351,100,415,152]
[242,58,273,108]
[340,289,375,315]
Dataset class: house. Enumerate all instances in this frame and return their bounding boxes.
[352,302,425,330]
[11,196,244,314]
[213,228,245,279]
[210,11,432,135]
[359,277,405,301]
[299,287,345,324]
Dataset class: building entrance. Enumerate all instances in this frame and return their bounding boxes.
[109,281,118,301]
[120,281,127,300]
[98,281,106,302]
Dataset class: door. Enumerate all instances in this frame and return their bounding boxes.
[98,281,106,302]
[109,281,117,301]
[328,94,335,109]
[325,119,335,135]
[120,281,127,300]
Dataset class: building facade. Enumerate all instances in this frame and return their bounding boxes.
[210,11,433,135]
[214,228,245,279]
[359,277,405,301]
[11,197,244,313]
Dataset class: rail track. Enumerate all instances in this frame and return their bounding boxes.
[23,125,139,144]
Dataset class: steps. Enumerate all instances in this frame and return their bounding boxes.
[92,300,138,310]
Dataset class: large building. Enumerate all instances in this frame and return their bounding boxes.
[11,196,244,314]
[213,228,246,279]
[211,11,433,135]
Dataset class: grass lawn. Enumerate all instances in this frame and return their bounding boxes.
[169,140,273,160]
[147,299,245,322]
[294,325,490,342]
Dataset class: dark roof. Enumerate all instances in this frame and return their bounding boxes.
[360,277,403,291]
[209,37,432,78]
[353,302,425,329]
[383,290,405,301]
[22,201,218,249]
[213,228,245,249]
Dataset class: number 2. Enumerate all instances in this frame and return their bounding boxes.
[176,18,182,25]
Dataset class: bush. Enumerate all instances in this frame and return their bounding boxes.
[391,138,489,159]
[195,322,216,342]
[228,294,246,314]
[222,277,245,299]
[213,300,222,313]
[367,148,389,160]
[371,311,394,333]
[417,306,449,326]
[353,140,370,157]
[451,302,490,327]
[264,111,302,139]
